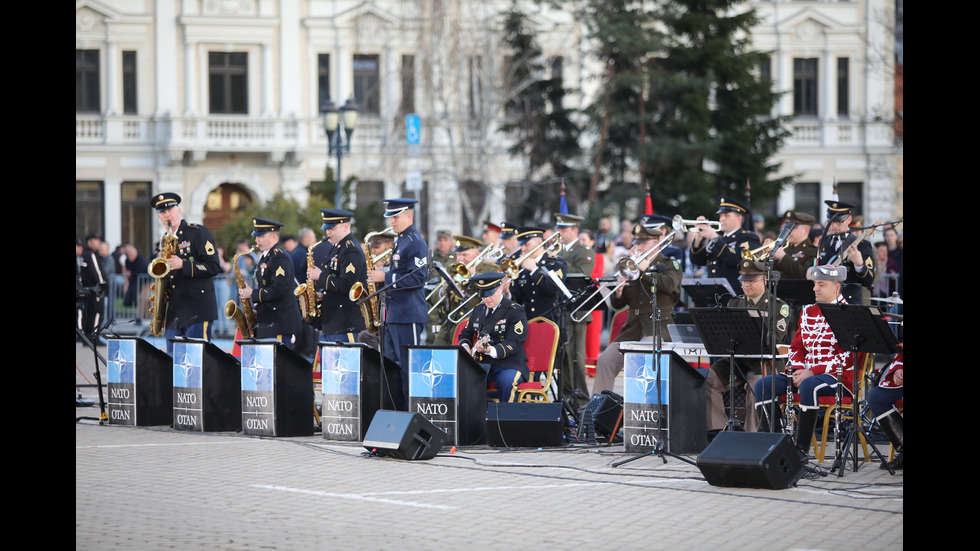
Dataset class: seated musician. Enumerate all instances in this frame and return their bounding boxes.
[868,343,903,470]
[754,264,853,460]
[458,272,529,403]
[704,260,790,438]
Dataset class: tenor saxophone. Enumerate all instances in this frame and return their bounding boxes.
[295,238,327,322]
[147,221,178,337]
[349,227,392,333]
[225,246,258,337]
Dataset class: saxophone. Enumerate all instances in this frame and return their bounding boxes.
[349,227,391,333]
[295,238,327,322]
[225,246,258,338]
[147,221,178,337]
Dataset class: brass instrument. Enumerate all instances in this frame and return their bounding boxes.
[349,227,391,333]
[742,241,787,262]
[147,221,178,337]
[498,232,562,280]
[569,216,681,323]
[674,217,722,233]
[225,246,258,338]
[295,237,327,322]
[426,243,495,314]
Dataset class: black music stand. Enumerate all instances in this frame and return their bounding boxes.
[682,278,736,307]
[689,307,767,432]
[818,303,900,477]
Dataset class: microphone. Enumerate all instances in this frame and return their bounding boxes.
[771,222,795,250]
[645,263,667,274]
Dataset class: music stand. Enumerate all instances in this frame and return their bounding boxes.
[689,307,768,432]
[818,303,900,476]
[682,278,736,307]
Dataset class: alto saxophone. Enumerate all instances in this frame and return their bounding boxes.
[295,238,327,323]
[225,246,258,337]
[349,227,392,333]
[147,221,178,337]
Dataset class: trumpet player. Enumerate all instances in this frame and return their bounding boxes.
[555,213,596,403]
[592,223,682,396]
[307,209,366,344]
[771,211,817,279]
[150,193,221,355]
[689,197,761,294]
[238,218,303,347]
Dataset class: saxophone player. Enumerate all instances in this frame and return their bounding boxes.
[151,193,221,355]
[306,209,367,343]
[238,218,303,347]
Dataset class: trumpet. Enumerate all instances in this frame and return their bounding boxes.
[674,217,722,233]
[499,232,561,279]
[742,241,787,261]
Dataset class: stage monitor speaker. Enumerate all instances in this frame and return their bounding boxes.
[590,391,624,437]
[696,432,804,490]
[486,402,564,448]
[362,410,448,460]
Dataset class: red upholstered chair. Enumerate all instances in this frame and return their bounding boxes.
[608,307,629,344]
[452,318,469,346]
[516,317,562,403]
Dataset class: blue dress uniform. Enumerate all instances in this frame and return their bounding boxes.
[249,219,303,345]
[509,227,568,325]
[689,197,761,295]
[379,199,429,410]
[816,201,875,304]
[458,273,529,403]
[316,209,367,342]
[150,193,221,354]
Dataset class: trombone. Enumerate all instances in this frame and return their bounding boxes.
[569,217,681,323]
[426,243,494,314]
[498,232,561,279]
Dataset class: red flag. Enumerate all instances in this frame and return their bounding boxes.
[644,188,653,215]
[232,327,243,359]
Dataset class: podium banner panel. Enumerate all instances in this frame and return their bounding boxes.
[107,338,172,426]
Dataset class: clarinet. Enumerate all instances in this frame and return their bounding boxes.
[785,364,795,435]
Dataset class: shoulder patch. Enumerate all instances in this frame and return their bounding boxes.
[780,304,790,318]
[275,266,286,277]
[345,262,355,273]
[205,240,215,255]
[514,321,524,335]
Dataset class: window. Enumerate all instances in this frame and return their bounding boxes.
[400,55,415,115]
[793,58,818,116]
[76,50,100,113]
[469,56,483,118]
[837,57,849,118]
[209,52,248,114]
[759,55,772,83]
[121,182,151,254]
[836,182,864,216]
[318,54,330,110]
[76,182,104,240]
[794,182,820,221]
[123,51,138,114]
[353,55,380,115]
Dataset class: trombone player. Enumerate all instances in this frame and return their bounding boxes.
[306,208,366,344]
[592,222,682,396]
[508,226,568,325]
[431,235,498,345]
[555,213,596,403]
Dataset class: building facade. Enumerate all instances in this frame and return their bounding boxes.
[76,0,900,255]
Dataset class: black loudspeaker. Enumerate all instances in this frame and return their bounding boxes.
[362,410,449,460]
[696,432,804,490]
[588,391,624,438]
[486,402,564,448]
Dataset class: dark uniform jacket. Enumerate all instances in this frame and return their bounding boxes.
[317,233,367,334]
[610,256,682,343]
[773,241,818,280]
[817,234,875,304]
[252,244,303,338]
[510,253,567,324]
[385,224,428,324]
[458,297,529,379]
[690,229,760,293]
[163,220,221,330]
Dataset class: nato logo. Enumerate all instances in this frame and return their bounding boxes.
[241,345,275,392]
[173,342,202,388]
[321,346,360,396]
[409,348,456,398]
[624,353,669,405]
[107,339,135,385]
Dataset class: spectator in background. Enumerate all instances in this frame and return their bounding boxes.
[122,244,148,308]
[595,216,615,253]
[214,245,234,335]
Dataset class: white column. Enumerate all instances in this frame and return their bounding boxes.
[184,42,196,115]
[279,0,300,117]
[104,178,123,249]
[823,50,835,121]
[105,40,118,115]
[776,51,791,117]
[336,46,349,100]
[154,0,177,116]
[262,43,273,117]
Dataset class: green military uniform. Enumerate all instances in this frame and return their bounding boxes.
[772,211,818,280]
[555,213,597,402]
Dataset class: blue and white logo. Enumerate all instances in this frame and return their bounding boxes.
[241,344,275,392]
[409,348,456,398]
[173,342,202,388]
[107,340,135,385]
[322,346,360,396]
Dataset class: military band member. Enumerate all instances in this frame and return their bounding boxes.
[509,226,568,325]
[425,229,456,345]
[499,222,521,260]
[366,198,429,410]
[458,272,529,403]
[306,209,366,343]
[151,193,221,355]
[754,265,853,460]
[592,223,682,396]
[816,200,875,304]
[771,210,818,279]
[238,218,303,347]
[555,213,596,402]
[704,260,790,436]
[689,196,761,296]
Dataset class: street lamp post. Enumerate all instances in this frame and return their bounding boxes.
[320,98,359,210]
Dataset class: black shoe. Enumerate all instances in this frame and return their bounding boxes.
[880,449,903,470]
